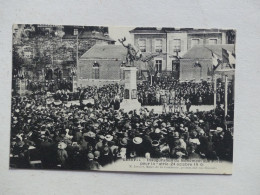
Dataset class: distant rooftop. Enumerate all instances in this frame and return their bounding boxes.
[182,44,235,59]
[63,31,115,43]
[130,27,229,34]
[80,45,126,60]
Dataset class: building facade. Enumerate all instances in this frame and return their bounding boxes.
[77,45,127,87]
[180,44,235,81]
[129,28,232,79]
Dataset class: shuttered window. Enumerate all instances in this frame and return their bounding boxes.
[138,39,146,52]
[173,39,181,52]
[209,39,217,45]
[155,39,163,52]
[191,39,200,47]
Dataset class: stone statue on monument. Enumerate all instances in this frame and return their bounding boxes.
[118,37,161,67]
[118,37,143,66]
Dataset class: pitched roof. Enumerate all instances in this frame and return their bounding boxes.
[130,27,228,34]
[182,44,235,59]
[80,45,127,60]
[63,32,115,42]
[129,27,165,34]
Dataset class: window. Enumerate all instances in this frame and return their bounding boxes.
[155,39,163,52]
[191,39,200,47]
[155,60,162,73]
[138,39,146,52]
[92,62,99,79]
[74,29,78,35]
[173,39,181,52]
[209,39,217,45]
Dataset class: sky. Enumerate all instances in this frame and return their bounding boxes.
[108,26,135,45]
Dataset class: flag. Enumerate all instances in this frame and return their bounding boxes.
[222,48,235,68]
[227,50,236,65]
[212,52,221,71]
[222,48,229,64]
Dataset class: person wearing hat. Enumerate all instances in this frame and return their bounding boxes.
[150,140,161,158]
[174,97,179,113]
[93,150,101,165]
[85,153,101,170]
[99,147,113,167]
[131,137,145,157]
[185,98,192,113]
[149,128,162,141]
[57,142,68,168]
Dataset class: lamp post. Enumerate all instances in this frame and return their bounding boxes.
[17,69,24,96]
[74,28,84,90]
[70,67,76,92]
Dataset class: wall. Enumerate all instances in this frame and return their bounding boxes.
[77,79,122,88]
[180,58,212,81]
[78,59,122,80]
[166,32,188,71]
[133,34,167,53]
[187,33,223,49]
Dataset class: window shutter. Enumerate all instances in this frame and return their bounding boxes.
[169,40,174,54]
[181,40,184,52]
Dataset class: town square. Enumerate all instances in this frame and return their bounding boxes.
[10,25,235,172]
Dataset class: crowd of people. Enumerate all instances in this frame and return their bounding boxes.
[10,85,234,170]
[137,79,234,106]
[26,79,73,93]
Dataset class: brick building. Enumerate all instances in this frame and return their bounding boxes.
[180,44,235,81]
[77,45,128,87]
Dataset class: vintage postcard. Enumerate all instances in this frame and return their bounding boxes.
[10,25,235,174]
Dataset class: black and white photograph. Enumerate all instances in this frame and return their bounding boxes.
[10,24,236,174]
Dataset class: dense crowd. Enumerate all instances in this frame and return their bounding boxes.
[137,79,234,106]
[26,79,73,93]
[10,89,233,170]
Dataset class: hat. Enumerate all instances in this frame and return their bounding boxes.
[77,124,83,130]
[83,131,96,138]
[173,132,179,139]
[199,120,204,123]
[151,140,159,147]
[176,151,185,157]
[105,135,113,141]
[88,153,94,160]
[103,147,109,154]
[161,128,168,135]
[17,141,24,147]
[94,151,100,158]
[133,137,143,144]
[189,138,200,145]
[130,151,136,158]
[58,142,67,149]
[161,123,166,128]
[120,138,128,146]
[216,127,223,132]
[53,100,62,106]
[169,127,176,131]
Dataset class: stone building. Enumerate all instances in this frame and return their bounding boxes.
[129,27,233,79]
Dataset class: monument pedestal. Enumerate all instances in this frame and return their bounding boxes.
[120,99,141,112]
[120,66,141,112]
